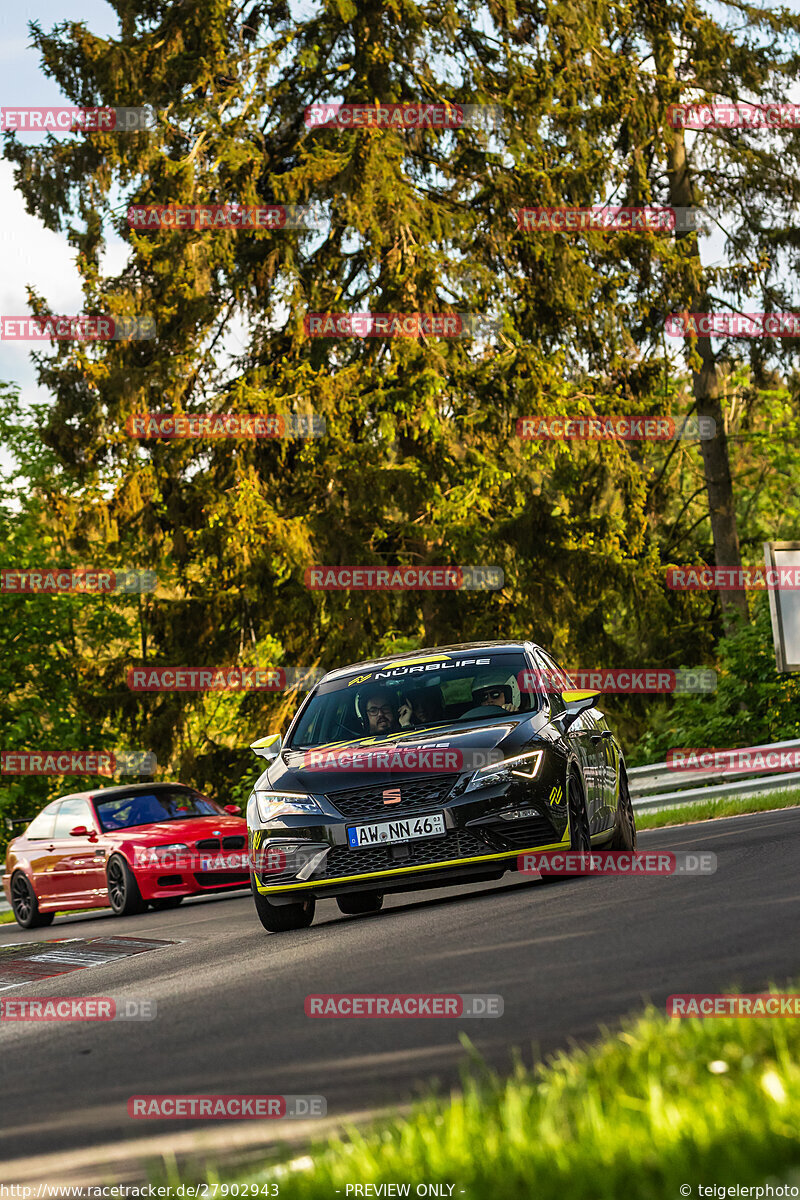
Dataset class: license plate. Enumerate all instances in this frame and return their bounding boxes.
[347,812,446,848]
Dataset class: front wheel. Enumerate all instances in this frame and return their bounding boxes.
[10,872,54,929]
[251,874,315,933]
[336,891,384,916]
[568,772,592,854]
[107,855,147,916]
[609,769,637,850]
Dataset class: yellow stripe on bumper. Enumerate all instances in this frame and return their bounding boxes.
[253,841,567,894]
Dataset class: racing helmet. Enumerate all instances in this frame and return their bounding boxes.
[471,669,521,710]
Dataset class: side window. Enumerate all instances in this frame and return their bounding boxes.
[53,798,94,837]
[535,650,570,716]
[25,804,59,840]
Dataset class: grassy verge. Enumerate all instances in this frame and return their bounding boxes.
[157,986,800,1198]
[636,786,800,830]
[0,907,90,925]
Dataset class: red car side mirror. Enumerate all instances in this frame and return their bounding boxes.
[224,804,241,814]
[69,825,97,841]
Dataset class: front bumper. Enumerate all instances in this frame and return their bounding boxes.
[132,838,252,900]
[249,768,569,897]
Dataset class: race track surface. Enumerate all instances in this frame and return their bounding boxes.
[1,810,798,1181]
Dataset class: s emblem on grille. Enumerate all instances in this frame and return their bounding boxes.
[382,788,402,805]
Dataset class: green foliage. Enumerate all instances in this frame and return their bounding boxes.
[4,0,800,828]
[630,596,800,764]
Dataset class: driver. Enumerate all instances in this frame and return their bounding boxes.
[361,687,402,735]
[471,670,521,713]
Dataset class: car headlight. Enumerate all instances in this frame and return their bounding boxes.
[253,791,323,823]
[463,750,544,794]
[152,842,191,859]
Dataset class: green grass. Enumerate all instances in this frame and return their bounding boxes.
[0,907,91,925]
[636,786,800,830]
[156,986,800,1198]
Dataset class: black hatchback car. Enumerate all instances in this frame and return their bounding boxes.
[246,641,636,932]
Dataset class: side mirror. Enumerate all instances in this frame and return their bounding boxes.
[557,689,601,733]
[224,803,241,814]
[69,824,92,838]
[251,733,282,762]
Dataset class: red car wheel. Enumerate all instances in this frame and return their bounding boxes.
[10,872,54,929]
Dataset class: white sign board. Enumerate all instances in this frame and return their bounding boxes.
[764,541,800,672]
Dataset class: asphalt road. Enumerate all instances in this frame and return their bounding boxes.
[1,809,798,1182]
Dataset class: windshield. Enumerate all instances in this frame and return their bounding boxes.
[288,651,541,749]
[94,789,223,831]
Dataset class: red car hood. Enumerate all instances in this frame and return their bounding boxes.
[110,816,246,844]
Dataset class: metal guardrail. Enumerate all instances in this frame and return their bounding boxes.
[628,738,800,811]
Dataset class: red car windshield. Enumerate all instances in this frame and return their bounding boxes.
[94,789,222,831]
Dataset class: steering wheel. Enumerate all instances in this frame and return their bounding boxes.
[460,704,509,719]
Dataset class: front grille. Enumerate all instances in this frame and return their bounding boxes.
[193,871,250,887]
[325,773,461,822]
[320,828,491,880]
[195,835,245,851]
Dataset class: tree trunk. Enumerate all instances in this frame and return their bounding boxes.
[665,99,749,630]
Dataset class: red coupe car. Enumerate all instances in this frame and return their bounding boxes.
[3,783,250,928]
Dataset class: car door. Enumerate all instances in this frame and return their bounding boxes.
[592,710,619,832]
[20,803,60,896]
[45,798,108,904]
[534,649,605,831]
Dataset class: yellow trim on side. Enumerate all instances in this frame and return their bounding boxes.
[254,841,565,894]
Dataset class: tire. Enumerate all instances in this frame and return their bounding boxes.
[106,855,147,916]
[250,873,315,933]
[336,891,384,916]
[10,872,54,929]
[609,769,637,850]
[568,771,592,854]
[149,897,184,911]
